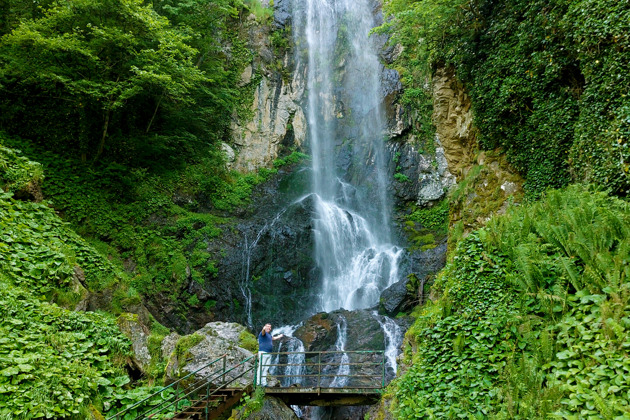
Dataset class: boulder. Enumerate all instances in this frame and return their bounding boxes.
[166,322,255,387]
[293,313,337,352]
[116,313,151,372]
[379,279,410,316]
[70,265,90,311]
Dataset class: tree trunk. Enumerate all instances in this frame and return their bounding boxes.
[94,108,111,161]
[146,91,165,134]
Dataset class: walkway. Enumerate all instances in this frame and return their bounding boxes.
[107,350,387,419]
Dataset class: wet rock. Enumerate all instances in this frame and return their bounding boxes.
[294,309,409,391]
[273,0,292,29]
[379,279,410,316]
[294,313,337,352]
[214,176,318,328]
[411,240,448,279]
[294,309,398,353]
[232,396,299,420]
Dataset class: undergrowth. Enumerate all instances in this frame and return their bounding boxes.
[391,185,630,418]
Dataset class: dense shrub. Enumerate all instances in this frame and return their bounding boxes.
[391,185,630,418]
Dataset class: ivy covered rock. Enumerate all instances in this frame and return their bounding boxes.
[0,142,43,201]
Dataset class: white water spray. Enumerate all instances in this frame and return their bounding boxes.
[329,316,349,387]
[373,311,403,375]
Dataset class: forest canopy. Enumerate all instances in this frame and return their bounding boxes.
[0,0,263,165]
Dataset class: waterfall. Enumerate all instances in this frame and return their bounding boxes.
[294,0,401,315]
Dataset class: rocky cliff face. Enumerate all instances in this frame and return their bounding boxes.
[431,67,524,237]
[432,67,476,179]
[229,3,307,172]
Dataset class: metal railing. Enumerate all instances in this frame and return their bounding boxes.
[107,354,255,420]
[257,350,386,390]
[107,349,385,420]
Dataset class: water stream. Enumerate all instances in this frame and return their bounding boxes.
[294,0,401,314]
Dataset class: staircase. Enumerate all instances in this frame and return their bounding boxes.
[107,354,256,420]
[170,386,251,420]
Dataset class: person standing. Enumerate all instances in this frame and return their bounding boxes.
[257,323,283,386]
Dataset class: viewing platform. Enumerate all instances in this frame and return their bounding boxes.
[107,350,387,419]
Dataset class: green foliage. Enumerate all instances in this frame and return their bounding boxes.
[0,0,208,160]
[238,330,258,353]
[0,183,125,298]
[0,140,43,194]
[0,282,132,418]
[390,185,630,418]
[393,173,410,183]
[406,199,449,233]
[402,199,448,251]
[543,290,630,418]
[486,185,630,297]
[272,151,309,169]
[230,386,265,419]
[565,0,630,196]
[381,0,630,197]
[2,134,278,318]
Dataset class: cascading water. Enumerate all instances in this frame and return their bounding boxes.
[290,3,405,416]
[293,0,402,315]
[373,311,403,376]
[329,316,349,388]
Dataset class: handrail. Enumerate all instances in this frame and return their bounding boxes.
[107,353,233,420]
[257,350,386,390]
[138,355,256,420]
[108,349,386,420]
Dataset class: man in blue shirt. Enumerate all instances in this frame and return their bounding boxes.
[257,323,283,386]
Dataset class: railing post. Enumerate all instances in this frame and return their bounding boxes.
[222,355,227,385]
[317,352,321,391]
[253,353,258,389]
[205,381,210,420]
[381,352,386,389]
